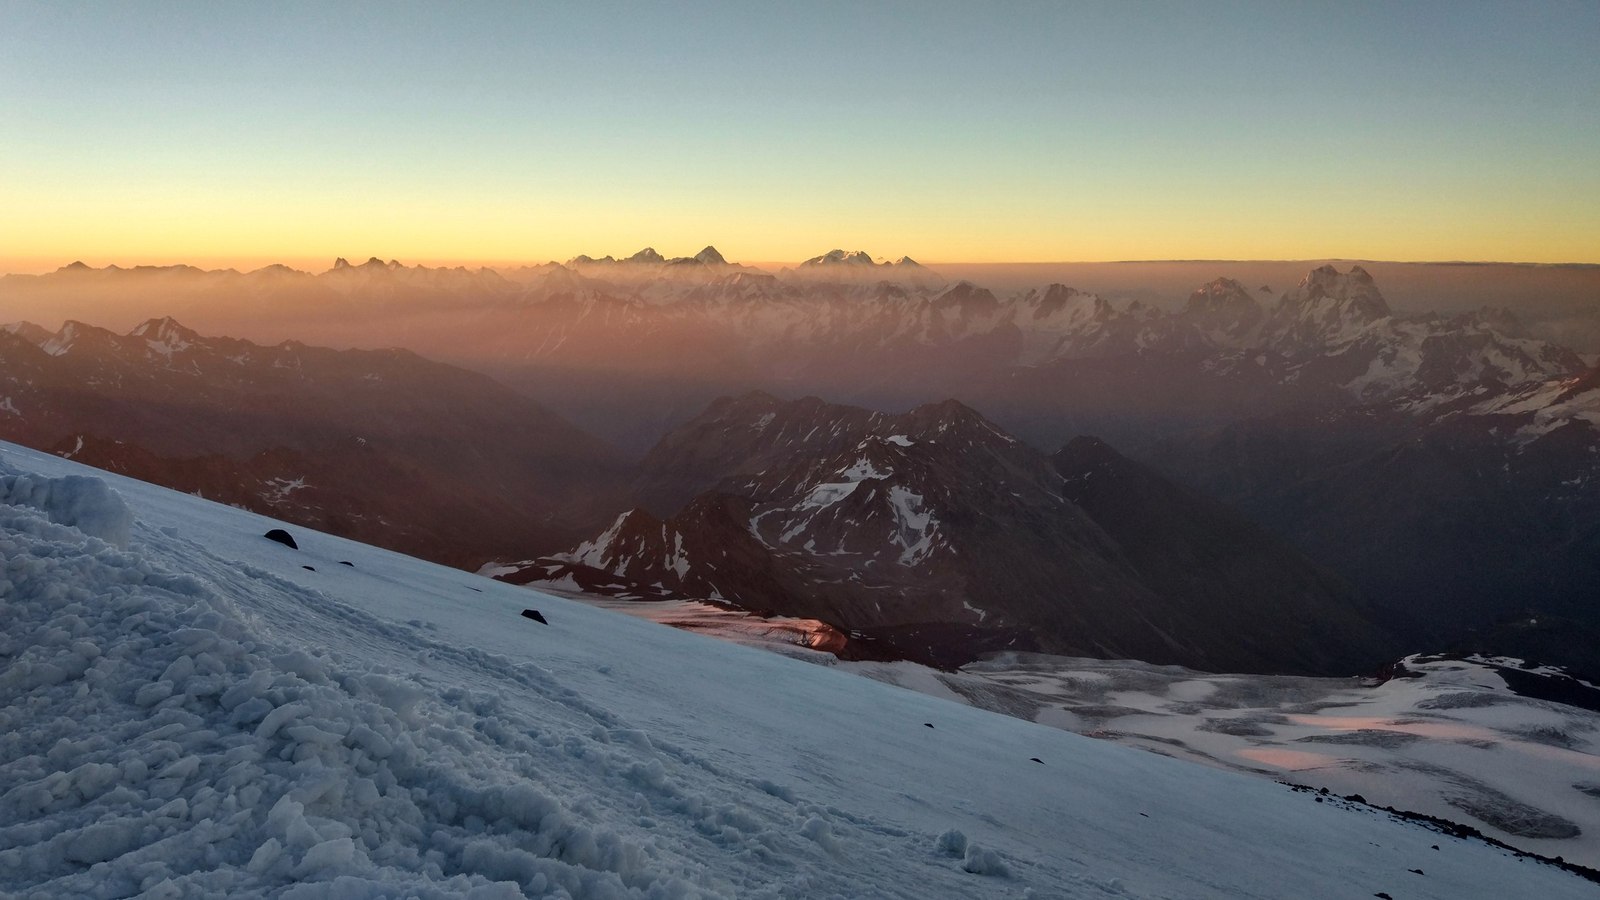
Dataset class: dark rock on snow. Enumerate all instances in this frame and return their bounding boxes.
[264,528,298,549]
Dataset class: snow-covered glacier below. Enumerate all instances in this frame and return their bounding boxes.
[0,441,1592,898]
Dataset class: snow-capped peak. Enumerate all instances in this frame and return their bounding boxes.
[694,246,727,265]
[1291,265,1390,319]
[1267,264,1393,348]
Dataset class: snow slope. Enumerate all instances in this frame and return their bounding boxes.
[1,441,1591,898]
[539,593,1600,869]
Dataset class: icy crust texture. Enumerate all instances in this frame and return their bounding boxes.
[0,472,132,548]
[0,503,704,898]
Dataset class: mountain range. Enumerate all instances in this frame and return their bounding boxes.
[3,256,1597,673]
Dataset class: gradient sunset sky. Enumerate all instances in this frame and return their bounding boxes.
[2,1,1597,271]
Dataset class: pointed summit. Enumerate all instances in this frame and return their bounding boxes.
[694,246,727,265]
[1180,278,1265,344]
[627,247,665,264]
[130,316,200,352]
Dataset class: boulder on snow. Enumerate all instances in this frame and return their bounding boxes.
[263,528,298,549]
[520,609,549,625]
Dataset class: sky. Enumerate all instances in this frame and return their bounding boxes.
[1,0,1597,271]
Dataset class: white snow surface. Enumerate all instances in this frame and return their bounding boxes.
[0,470,133,548]
[0,441,1591,898]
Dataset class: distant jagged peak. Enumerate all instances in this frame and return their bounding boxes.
[41,319,118,357]
[563,246,735,269]
[1052,434,1134,481]
[1179,276,1266,343]
[325,257,414,275]
[2,320,54,346]
[1293,264,1387,308]
[1278,263,1392,326]
[936,279,996,300]
[1039,282,1086,300]
[242,263,310,280]
[905,396,986,422]
[932,280,1001,315]
[46,260,217,277]
[1058,433,1117,458]
[1020,282,1113,322]
[1184,277,1261,312]
[1197,275,1249,294]
[802,249,880,267]
[130,316,201,345]
[896,397,1018,445]
[785,249,944,286]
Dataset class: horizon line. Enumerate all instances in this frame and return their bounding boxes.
[5,256,1600,278]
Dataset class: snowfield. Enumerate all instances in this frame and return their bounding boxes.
[1,442,1593,898]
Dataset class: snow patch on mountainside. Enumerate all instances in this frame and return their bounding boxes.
[887,485,939,565]
[1467,373,1600,444]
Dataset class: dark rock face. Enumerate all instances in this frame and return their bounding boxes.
[505,393,1392,675]
[1052,436,1393,675]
